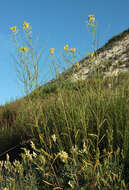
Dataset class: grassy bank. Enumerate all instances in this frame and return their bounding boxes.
[0,16,129,189]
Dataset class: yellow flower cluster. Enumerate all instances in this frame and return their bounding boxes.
[19,46,29,53]
[10,26,18,33]
[22,21,30,30]
[88,14,95,24]
[49,45,76,55]
[10,21,30,34]
[88,52,95,58]
[75,62,80,67]
[64,45,76,53]
[64,44,69,51]
[69,48,76,53]
[49,48,55,54]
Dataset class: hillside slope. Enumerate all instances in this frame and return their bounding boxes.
[45,27,129,85]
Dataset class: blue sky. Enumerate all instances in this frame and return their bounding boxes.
[0,0,129,105]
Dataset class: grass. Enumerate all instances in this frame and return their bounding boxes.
[0,16,129,189]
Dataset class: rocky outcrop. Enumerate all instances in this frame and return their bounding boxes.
[71,28,129,81]
[41,28,129,88]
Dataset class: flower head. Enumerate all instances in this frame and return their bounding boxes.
[19,46,29,53]
[10,26,18,33]
[64,44,69,51]
[69,48,76,53]
[51,134,56,143]
[59,151,68,163]
[71,145,78,154]
[88,14,95,18]
[88,52,95,58]
[88,14,95,24]
[23,21,30,30]
[75,62,79,67]
[30,140,36,150]
[49,48,55,54]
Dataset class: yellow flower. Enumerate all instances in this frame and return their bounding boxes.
[19,46,29,53]
[49,48,55,54]
[90,17,95,22]
[64,44,69,51]
[88,14,95,24]
[88,52,95,58]
[23,21,30,30]
[76,62,79,67]
[10,26,17,32]
[88,14,95,18]
[69,48,76,53]
[91,52,95,57]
